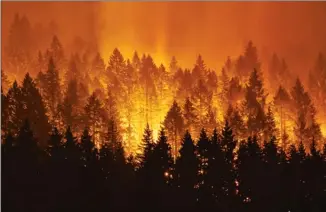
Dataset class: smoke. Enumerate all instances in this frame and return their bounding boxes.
[3,2,326,78]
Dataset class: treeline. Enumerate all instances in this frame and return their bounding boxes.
[2,119,326,211]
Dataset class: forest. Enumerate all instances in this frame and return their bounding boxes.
[1,13,326,211]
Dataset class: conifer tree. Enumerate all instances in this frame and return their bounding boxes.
[84,92,105,147]
[164,100,184,159]
[236,136,263,211]
[137,124,155,168]
[21,73,51,145]
[6,81,24,136]
[43,57,61,122]
[183,97,199,136]
[263,106,277,141]
[175,131,199,208]
[196,128,213,207]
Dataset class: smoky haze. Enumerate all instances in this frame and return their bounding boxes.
[2,2,326,79]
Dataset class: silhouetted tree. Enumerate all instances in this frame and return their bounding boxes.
[196,128,213,208]
[164,100,184,160]
[261,136,282,212]
[236,136,263,211]
[21,73,51,145]
[175,131,199,209]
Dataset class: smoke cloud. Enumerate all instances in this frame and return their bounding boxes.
[3,2,326,79]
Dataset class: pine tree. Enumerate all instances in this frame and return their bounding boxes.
[291,78,322,145]
[21,73,51,145]
[49,35,65,69]
[244,41,260,79]
[247,68,267,107]
[79,128,96,166]
[205,129,226,209]
[60,126,82,211]
[164,100,184,159]
[261,136,282,211]
[175,131,199,208]
[196,128,210,181]
[61,79,81,133]
[287,142,308,211]
[263,106,277,141]
[137,124,155,168]
[227,105,247,140]
[105,90,122,136]
[46,127,65,211]
[183,97,199,136]
[43,57,61,123]
[78,128,100,210]
[107,48,126,77]
[274,85,291,138]
[221,121,237,165]
[196,128,212,207]
[106,118,123,155]
[84,92,105,147]
[132,51,141,70]
[152,128,174,185]
[192,54,207,80]
[220,121,238,206]
[243,70,267,137]
[5,81,24,136]
[236,136,263,211]
[207,70,218,93]
[191,79,212,124]
[204,105,218,134]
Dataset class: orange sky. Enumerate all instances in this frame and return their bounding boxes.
[2,2,326,78]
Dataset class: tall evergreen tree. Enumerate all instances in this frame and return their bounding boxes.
[84,92,105,147]
[236,136,263,211]
[164,100,184,159]
[5,81,24,136]
[137,123,155,168]
[21,73,51,145]
[43,57,62,123]
[261,136,282,212]
[291,78,322,145]
[183,97,199,136]
[196,128,213,208]
[175,131,199,208]
[263,106,278,141]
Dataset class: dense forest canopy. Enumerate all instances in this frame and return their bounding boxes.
[2,13,326,156]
